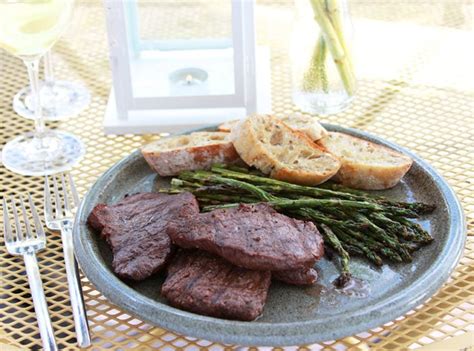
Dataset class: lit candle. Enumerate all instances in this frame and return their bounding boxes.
[169,68,209,96]
[185,74,193,85]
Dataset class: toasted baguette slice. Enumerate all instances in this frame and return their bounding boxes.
[142,132,241,176]
[219,114,328,141]
[318,132,413,190]
[231,115,340,186]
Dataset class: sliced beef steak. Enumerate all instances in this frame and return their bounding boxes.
[167,203,324,271]
[272,267,318,286]
[88,192,199,281]
[162,250,271,321]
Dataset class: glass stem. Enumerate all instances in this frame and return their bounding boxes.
[24,59,46,137]
[43,50,54,83]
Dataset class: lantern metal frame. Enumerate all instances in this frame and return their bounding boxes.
[103,0,271,134]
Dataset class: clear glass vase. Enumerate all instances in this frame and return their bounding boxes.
[290,0,355,115]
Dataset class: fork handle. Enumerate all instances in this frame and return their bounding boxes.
[24,252,58,351]
[61,220,91,348]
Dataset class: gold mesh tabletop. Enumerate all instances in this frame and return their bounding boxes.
[1,1,473,350]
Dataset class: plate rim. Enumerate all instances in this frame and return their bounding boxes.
[74,124,466,346]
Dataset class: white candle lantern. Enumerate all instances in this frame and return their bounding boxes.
[103,0,271,134]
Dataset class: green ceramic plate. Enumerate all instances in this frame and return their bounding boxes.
[73,124,465,346]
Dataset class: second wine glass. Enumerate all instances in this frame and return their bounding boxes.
[0,0,85,176]
[13,50,91,121]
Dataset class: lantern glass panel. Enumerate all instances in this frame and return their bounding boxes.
[126,0,236,98]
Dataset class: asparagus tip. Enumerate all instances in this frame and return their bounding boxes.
[333,272,352,289]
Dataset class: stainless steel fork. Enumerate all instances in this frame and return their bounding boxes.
[3,195,57,351]
[44,174,91,348]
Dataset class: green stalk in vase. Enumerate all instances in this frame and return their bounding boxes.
[318,37,329,93]
[302,35,329,93]
[308,0,355,95]
[326,0,354,73]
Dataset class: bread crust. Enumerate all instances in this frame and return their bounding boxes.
[331,161,412,190]
[217,119,239,132]
[318,132,413,190]
[142,133,241,176]
[272,164,338,186]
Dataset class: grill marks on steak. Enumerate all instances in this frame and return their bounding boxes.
[87,192,199,281]
[89,192,323,321]
[167,203,324,271]
[162,250,271,321]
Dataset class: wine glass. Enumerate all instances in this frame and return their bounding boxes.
[0,0,85,176]
[13,50,91,121]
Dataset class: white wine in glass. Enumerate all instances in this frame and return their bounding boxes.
[0,0,85,176]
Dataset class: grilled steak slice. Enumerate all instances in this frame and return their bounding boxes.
[272,267,318,286]
[162,250,271,321]
[88,192,199,281]
[167,203,324,271]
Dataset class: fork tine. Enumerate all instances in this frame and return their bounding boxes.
[10,196,23,242]
[3,198,13,244]
[68,173,80,207]
[61,173,71,213]
[52,175,62,217]
[20,196,33,239]
[29,193,45,240]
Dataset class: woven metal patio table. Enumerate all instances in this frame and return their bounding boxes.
[1,1,473,350]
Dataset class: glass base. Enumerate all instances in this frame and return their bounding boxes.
[13,80,91,121]
[293,91,354,115]
[2,130,85,176]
